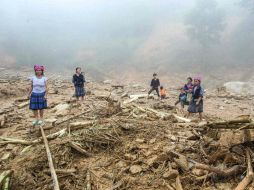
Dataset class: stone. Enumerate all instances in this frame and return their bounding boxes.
[129,165,142,174]
[163,169,179,179]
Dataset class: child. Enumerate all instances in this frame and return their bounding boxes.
[28,65,48,126]
[72,67,86,101]
[175,88,187,109]
[187,76,204,121]
[184,77,193,92]
[148,73,160,97]
[160,86,166,99]
[184,77,194,103]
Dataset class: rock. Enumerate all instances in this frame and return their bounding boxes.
[198,121,207,127]
[224,100,231,104]
[5,144,15,150]
[102,173,114,180]
[219,106,224,110]
[174,155,189,172]
[129,165,142,174]
[170,135,177,142]
[124,154,137,161]
[103,80,112,84]
[192,168,206,176]
[1,152,11,161]
[116,161,127,168]
[137,144,149,149]
[86,90,92,95]
[163,169,179,179]
[149,138,156,144]
[146,155,158,166]
[45,118,57,123]
[135,138,145,143]
[143,150,152,157]
[53,103,70,116]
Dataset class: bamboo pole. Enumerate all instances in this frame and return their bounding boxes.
[39,126,60,190]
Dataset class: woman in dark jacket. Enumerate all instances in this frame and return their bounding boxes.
[187,77,204,121]
[72,67,86,101]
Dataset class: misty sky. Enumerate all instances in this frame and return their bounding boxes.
[0,0,253,79]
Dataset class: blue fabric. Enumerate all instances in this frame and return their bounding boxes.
[188,99,203,113]
[75,86,85,97]
[29,92,47,110]
[184,83,193,91]
[179,93,187,102]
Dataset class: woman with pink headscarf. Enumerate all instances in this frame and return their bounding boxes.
[187,76,204,121]
[28,65,48,126]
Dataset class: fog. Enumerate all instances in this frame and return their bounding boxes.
[0,0,253,81]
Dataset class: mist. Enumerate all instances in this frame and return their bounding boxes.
[0,0,253,82]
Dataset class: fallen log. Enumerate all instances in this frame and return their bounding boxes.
[39,126,60,190]
[175,176,183,190]
[207,123,254,130]
[193,162,245,177]
[173,114,191,123]
[69,141,92,157]
[0,129,67,145]
[235,149,253,190]
[41,128,67,141]
[129,94,153,99]
[2,176,11,190]
[69,121,95,130]
[17,101,29,109]
[123,97,138,105]
[111,85,124,89]
[0,170,13,187]
[45,168,77,175]
[207,118,252,127]
[54,110,91,125]
[146,107,170,119]
[86,169,92,190]
[0,137,34,145]
[20,145,33,155]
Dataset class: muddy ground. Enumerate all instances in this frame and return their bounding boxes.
[0,68,254,190]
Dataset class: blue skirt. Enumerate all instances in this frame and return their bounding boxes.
[75,86,85,97]
[188,99,203,113]
[29,92,47,110]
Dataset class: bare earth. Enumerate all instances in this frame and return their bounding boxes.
[0,68,254,190]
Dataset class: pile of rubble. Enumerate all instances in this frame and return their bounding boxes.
[0,74,254,190]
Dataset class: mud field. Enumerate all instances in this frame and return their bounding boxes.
[0,68,254,190]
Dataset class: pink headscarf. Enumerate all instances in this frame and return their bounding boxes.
[34,65,44,71]
[194,76,202,82]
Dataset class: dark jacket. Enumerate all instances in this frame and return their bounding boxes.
[150,79,160,88]
[192,85,203,100]
[73,74,85,87]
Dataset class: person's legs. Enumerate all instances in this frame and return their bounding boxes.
[180,101,185,109]
[155,88,160,97]
[37,109,44,125]
[199,112,203,121]
[175,100,180,106]
[148,88,154,95]
[32,110,39,125]
[39,109,44,119]
[186,112,191,118]
[33,110,39,119]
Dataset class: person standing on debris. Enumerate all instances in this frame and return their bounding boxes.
[148,73,160,98]
[175,88,187,109]
[72,67,86,101]
[187,77,204,121]
[28,65,48,126]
